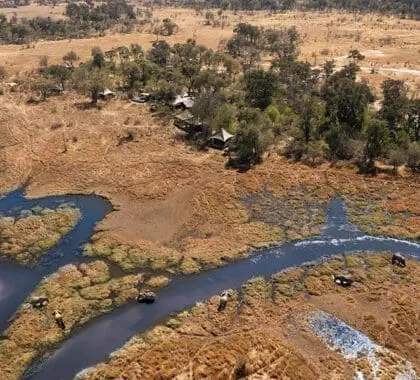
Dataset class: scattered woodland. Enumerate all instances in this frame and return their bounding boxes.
[3,20,418,173]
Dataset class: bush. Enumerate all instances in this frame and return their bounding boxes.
[0,65,6,79]
[388,148,406,170]
[407,142,420,172]
[301,141,329,167]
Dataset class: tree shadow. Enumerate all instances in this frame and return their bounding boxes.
[73,102,102,110]
[225,159,251,173]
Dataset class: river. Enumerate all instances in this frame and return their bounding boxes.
[0,189,418,380]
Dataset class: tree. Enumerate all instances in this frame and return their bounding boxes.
[38,55,48,68]
[63,51,79,66]
[130,44,144,61]
[229,122,267,168]
[265,26,300,62]
[323,60,335,77]
[244,69,278,110]
[297,95,325,143]
[32,77,55,101]
[92,50,106,69]
[148,40,170,67]
[161,18,178,36]
[46,65,70,90]
[205,11,215,25]
[362,117,390,173]
[0,65,6,80]
[379,79,407,135]
[73,66,110,104]
[388,148,406,173]
[321,65,374,135]
[405,99,420,141]
[348,49,365,63]
[407,142,420,172]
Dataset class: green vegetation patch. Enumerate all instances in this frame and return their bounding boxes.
[243,186,327,241]
[0,206,81,265]
[0,260,147,380]
[344,195,419,240]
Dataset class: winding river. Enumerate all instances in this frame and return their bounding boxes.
[0,189,419,380]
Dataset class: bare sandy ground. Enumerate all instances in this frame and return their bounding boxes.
[1,8,419,92]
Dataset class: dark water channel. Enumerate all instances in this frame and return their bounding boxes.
[0,190,418,380]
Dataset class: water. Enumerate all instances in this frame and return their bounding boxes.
[310,311,417,379]
[0,188,113,332]
[0,189,418,380]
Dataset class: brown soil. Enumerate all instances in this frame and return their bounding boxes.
[80,253,420,380]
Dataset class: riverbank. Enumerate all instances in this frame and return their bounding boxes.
[0,259,169,380]
[79,252,419,379]
[0,206,80,265]
[1,96,419,277]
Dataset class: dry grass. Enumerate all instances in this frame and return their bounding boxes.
[0,8,419,93]
[80,253,420,379]
[0,93,418,274]
[0,260,144,380]
[0,206,80,264]
[326,169,420,239]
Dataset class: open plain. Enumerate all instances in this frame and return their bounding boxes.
[0,4,419,380]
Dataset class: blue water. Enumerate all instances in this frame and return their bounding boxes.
[0,189,418,380]
[0,188,113,332]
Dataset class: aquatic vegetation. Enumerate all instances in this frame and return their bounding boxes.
[325,169,419,241]
[146,275,169,288]
[0,206,80,265]
[243,186,328,241]
[344,194,419,240]
[0,260,145,380]
[79,253,419,379]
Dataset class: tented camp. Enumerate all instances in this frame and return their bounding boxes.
[209,128,234,149]
[99,88,116,100]
[174,110,202,133]
[132,93,151,103]
[172,94,195,109]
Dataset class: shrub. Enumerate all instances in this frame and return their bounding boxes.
[388,148,406,170]
[407,142,420,172]
[301,141,329,167]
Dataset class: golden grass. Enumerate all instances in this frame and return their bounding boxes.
[0,260,145,380]
[0,207,80,264]
[80,253,420,379]
[0,8,419,93]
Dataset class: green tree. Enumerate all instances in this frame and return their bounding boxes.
[148,40,170,67]
[32,77,55,101]
[388,148,406,174]
[379,79,407,136]
[362,117,390,173]
[244,69,278,110]
[405,99,420,141]
[229,122,267,168]
[321,65,374,135]
[73,67,110,104]
[407,142,420,172]
[63,51,79,66]
[297,95,325,143]
[46,65,70,90]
